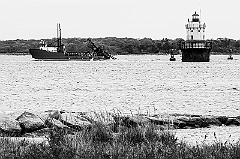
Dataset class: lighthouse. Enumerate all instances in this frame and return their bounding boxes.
[180,12,212,62]
[186,12,206,41]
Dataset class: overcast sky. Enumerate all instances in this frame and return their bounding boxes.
[0,0,239,40]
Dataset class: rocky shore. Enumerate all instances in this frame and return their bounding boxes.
[1,110,240,138]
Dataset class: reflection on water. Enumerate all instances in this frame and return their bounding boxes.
[0,55,240,117]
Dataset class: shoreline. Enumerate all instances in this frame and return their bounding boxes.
[1,110,240,145]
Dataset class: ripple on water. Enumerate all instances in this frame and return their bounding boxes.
[0,55,240,117]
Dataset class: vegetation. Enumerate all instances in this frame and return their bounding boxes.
[1,122,240,159]
[1,37,240,55]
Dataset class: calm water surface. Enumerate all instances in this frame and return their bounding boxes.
[1,54,240,116]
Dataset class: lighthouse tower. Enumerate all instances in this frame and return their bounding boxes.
[186,12,206,41]
[180,11,212,62]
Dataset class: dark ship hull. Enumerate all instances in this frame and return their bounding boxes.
[29,49,110,61]
[180,40,212,62]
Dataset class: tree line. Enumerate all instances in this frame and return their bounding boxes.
[0,37,240,54]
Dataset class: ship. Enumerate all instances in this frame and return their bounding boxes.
[180,12,212,62]
[29,24,116,60]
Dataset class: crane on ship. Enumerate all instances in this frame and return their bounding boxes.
[86,38,116,59]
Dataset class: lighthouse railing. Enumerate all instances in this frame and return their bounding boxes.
[181,41,212,49]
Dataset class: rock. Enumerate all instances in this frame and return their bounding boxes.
[81,111,117,132]
[173,120,187,129]
[56,112,92,131]
[0,112,21,136]
[82,111,115,125]
[45,118,69,128]
[16,111,46,134]
[37,110,62,122]
[22,128,52,138]
[35,110,69,129]
[45,118,76,134]
[48,110,62,120]
[113,115,151,129]
[145,116,165,125]
[145,116,187,129]
[171,113,201,118]
[177,116,222,128]
[216,116,228,125]
[201,116,222,127]
[225,118,240,126]
[236,116,240,120]
[177,117,197,128]
[128,116,151,125]
[178,117,207,128]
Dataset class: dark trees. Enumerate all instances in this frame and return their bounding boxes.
[0,37,239,54]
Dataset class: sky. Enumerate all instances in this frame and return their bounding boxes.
[0,0,240,40]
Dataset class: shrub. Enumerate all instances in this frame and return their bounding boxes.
[1,113,240,159]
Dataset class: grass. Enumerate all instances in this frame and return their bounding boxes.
[1,114,240,159]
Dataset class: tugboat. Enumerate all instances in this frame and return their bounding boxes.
[29,24,116,60]
[180,12,212,62]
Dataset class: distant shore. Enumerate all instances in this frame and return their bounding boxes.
[0,52,239,56]
[1,37,239,55]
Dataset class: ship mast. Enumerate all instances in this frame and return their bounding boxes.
[59,23,61,47]
[57,23,61,48]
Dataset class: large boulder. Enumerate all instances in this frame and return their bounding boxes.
[225,118,240,126]
[201,116,222,126]
[177,117,207,128]
[113,115,150,129]
[216,116,228,125]
[22,128,52,138]
[45,118,68,128]
[16,111,46,134]
[82,111,116,132]
[0,112,21,136]
[145,116,165,125]
[56,112,92,131]
[146,116,187,129]
[36,110,62,122]
[177,116,222,128]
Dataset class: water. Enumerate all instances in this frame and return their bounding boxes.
[1,54,240,117]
